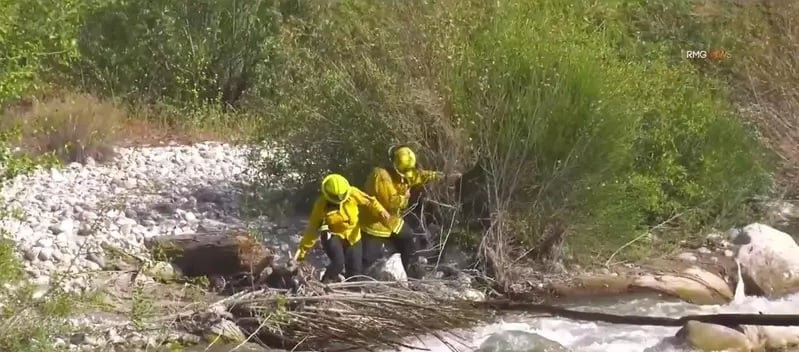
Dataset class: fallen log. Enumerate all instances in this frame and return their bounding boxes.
[143,231,270,278]
[474,300,799,328]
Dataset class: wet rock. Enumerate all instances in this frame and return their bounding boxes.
[676,321,752,352]
[632,266,733,305]
[747,325,799,350]
[477,330,570,352]
[735,223,799,298]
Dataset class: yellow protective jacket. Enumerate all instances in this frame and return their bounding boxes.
[295,187,387,260]
[360,167,441,237]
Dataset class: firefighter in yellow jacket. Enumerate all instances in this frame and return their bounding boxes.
[294,174,390,282]
[359,145,460,277]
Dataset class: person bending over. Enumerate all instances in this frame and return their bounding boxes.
[359,145,460,278]
[294,174,390,283]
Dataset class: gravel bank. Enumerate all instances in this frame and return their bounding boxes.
[0,142,302,293]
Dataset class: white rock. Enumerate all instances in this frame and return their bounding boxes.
[184,212,197,222]
[724,249,734,257]
[632,266,732,305]
[677,321,753,351]
[50,219,75,235]
[735,223,799,298]
[37,247,53,261]
[460,288,486,301]
[676,252,698,262]
[24,248,40,261]
[371,253,407,282]
[0,142,278,286]
[755,325,799,349]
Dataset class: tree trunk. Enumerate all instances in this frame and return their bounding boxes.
[144,232,270,278]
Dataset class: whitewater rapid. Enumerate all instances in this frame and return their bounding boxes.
[405,272,799,351]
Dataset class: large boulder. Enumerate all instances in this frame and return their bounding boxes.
[476,330,571,352]
[732,223,799,298]
[632,266,733,305]
[676,321,752,352]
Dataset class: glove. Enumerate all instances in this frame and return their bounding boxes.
[294,249,306,262]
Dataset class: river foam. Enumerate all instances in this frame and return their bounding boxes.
[400,278,799,352]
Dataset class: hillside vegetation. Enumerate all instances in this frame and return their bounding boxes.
[1,0,795,266]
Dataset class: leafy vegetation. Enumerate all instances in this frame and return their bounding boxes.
[249,0,772,263]
[0,0,793,266]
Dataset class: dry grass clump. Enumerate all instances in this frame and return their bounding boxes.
[1,92,123,164]
[692,0,799,195]
[728,1,799,195]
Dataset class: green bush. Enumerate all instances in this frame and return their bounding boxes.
[249,0,481,195]
[250,0,772,261]
[0,0,88,104]
[73,0,282,118]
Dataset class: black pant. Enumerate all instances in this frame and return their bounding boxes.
[362,222,417,273]
[320,231,363,282]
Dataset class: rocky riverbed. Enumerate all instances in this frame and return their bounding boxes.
[0,143,305,291]
[4,142,799,351]
[0,142,308,350]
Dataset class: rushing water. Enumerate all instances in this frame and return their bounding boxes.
[401,290,799,352]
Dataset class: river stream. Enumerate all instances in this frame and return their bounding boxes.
[403,290,799,352]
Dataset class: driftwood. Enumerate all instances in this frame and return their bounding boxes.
[181,280,485,352]
[143,231,270,278]
[475,300,799,328]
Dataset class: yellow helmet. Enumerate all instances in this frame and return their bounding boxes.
[321,174,351,204]
[390,146,417,179]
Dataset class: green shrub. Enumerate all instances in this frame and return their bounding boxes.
[0,0,89,104]
[249,0,480,195]
[73,0,282,119]
[455,0,770,257]
[250,0,772,262]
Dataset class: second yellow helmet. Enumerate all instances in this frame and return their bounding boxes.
[391,146,417,179]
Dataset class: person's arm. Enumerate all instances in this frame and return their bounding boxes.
[371,168,406,212]
[294,198,325,261]
[409,169,444,187]
[350,187,390,226]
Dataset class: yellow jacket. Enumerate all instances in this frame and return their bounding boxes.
[295,187,387,261]
[360,167,441,237]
